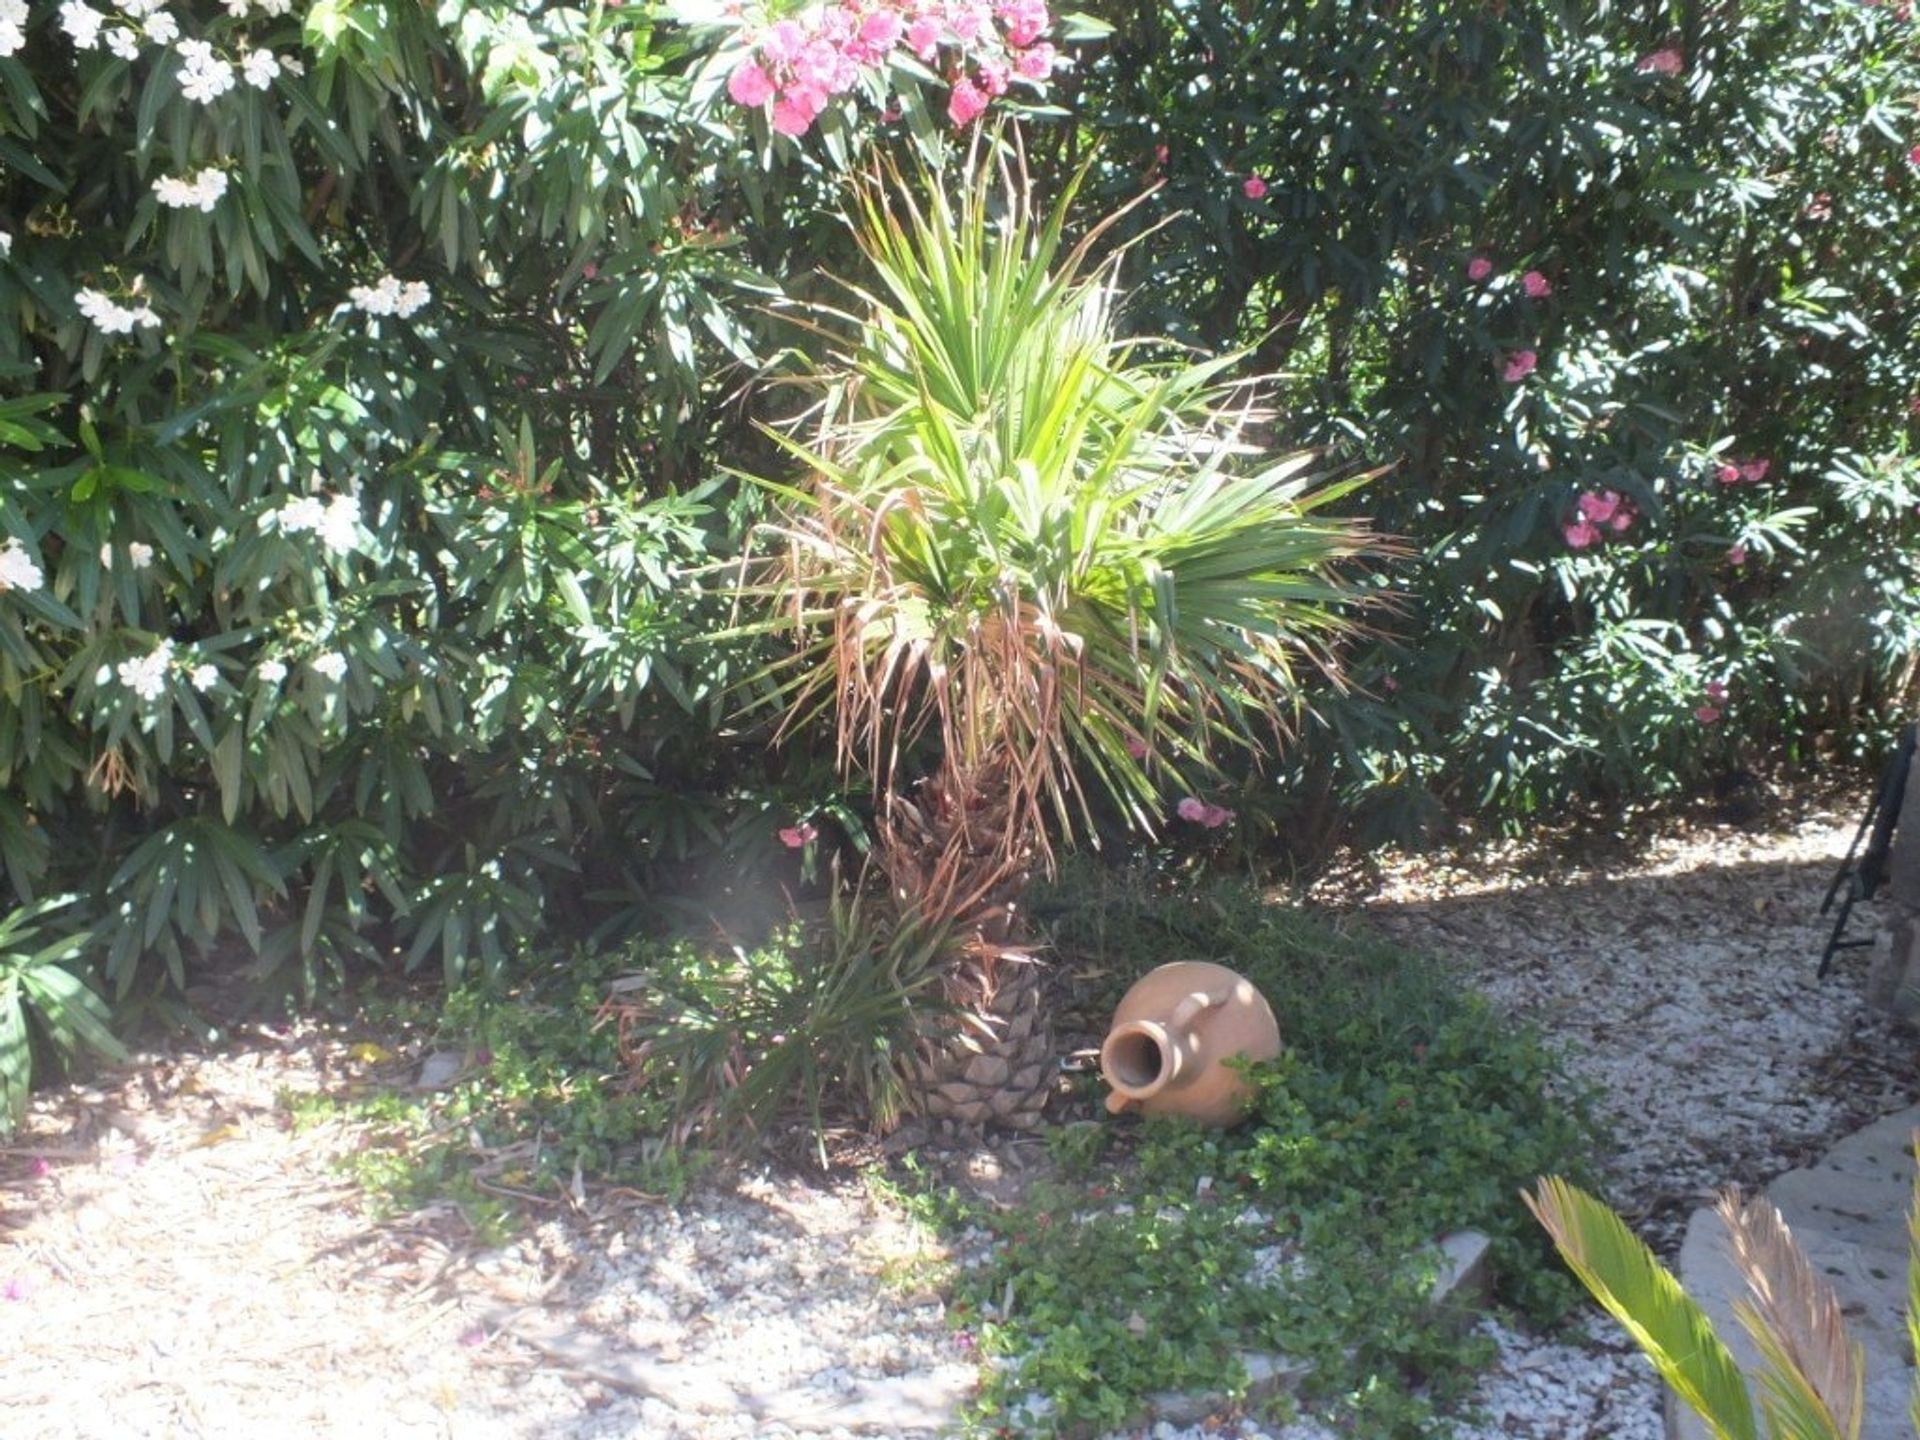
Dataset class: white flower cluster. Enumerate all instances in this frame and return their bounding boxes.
[190,663,218,692]
[153,167,229,213]
[116,639,173,701]
[263,490,359,554]
[177,37,235,103]
[75,288,161,335]
[256,658,287,684]
[348,274,431,318]
[0,232,10,259]
[0,0,27,59]
[241,47,278,87]
[310,652,347,682]
[0,537,44,593]
[226,0,294,17]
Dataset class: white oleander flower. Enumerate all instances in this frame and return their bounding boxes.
[59,0,106,48]
[223,0,250,15]
[104,25,140,59]
[129,540,154,569]
[241,48,279,88]
[0,537,44,593]
[348,274,431,318]
[141,10,177,44]
[100,543,114,568]
[310,652,347,682]
[256,658,287,684]
[178,41,235,104]
[153,167,229,213]
[0,0,27,57]
[264,494,326,536]
[315,491,359,553]
[116,639,174,701]
[75,288,162,335]
[280,54,304,76]
[0,232,10,259]
[190,663,218,692]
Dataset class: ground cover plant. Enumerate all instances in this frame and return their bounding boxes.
[875,865,1599,1436]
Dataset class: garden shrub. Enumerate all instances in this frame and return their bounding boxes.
[0,0,1068,1090]
[1045,0,1920,837]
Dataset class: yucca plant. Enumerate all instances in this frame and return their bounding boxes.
[1527,1174,1913,1440]
[746,137,1378,1127]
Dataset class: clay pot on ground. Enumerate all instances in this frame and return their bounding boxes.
[1099,961,1281,1126]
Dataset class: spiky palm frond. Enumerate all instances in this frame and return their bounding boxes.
[1526,1177,1759,1440]
[753,136,1379,909]
[1715,1188,1862,1440]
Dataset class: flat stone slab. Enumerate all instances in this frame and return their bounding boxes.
[1671,1104,1919,1440]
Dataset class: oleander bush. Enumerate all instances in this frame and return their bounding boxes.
[1045,0,1920,840]
[0,0,1072,1109]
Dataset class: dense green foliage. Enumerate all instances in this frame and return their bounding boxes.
[887,867,1598,1436]
[1040,0,1920,838]
[3,0,1917,1093]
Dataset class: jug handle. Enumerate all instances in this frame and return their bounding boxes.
[1168,989,1225,1030]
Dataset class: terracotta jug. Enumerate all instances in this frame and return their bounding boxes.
[1099,961,1281,1125]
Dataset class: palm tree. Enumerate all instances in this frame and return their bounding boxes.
[752,140,1380,1126]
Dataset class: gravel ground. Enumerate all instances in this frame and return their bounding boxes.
[3,799,1915,1439]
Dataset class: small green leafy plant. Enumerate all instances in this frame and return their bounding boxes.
[0,897,126,1130]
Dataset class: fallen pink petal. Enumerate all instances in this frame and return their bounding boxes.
[1199,803,1234,829]
[1176,796,1208,823]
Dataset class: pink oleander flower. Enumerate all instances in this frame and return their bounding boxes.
[1154,143,1169,164]
[1382,674,1400,693]
[1467,255,1493,281]
[855,10,903,56]
[1716,462,1741,485]
[760,19,806,63]
[582,262,598,280]
[1609,507,1634,533]
[1522,269,1553,298]
[1695,705,1722,724]
[1124,736,1148,760]
[977,58,1009,97]
[1563,518,1601,549]
[1637,47,1684,75]
[728,59,776,107]
[1727,543,1748,566]
[1910,144,1920,167]
[948,76,988,126]
[777,821,818,849]
[1014,42,1054,81]
[1705,680,1728,701]
[949,1,990,43]
[999,0,1049,47]
[772,84,827,136]
[907,16,941,59]
[3,1276,30,1302]
[29,1157,50,1178]
[1242,174,1268,200]
[1738,458,1770,482]
[1577,490,1621,524]
[1502,349,1538,382]
[1177,798,1234,829]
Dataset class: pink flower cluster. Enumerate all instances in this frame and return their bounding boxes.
[1695,679,1728,725]
[725,0,1056,136]
[1714,456,1770,485]
[1563,489,1636,550]
[1466,257,1553,297]
[1176,796,1233,829]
